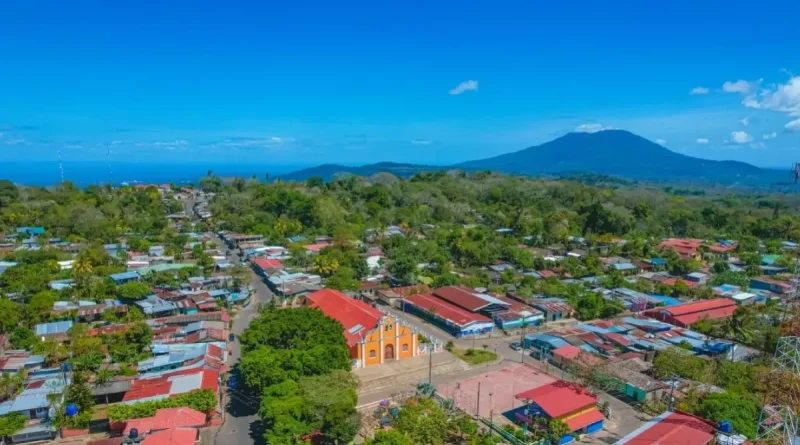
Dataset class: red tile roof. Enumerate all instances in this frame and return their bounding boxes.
[515,381,598,418]
[252,258,284,270]
[605,332,633,347]
[553,345,581,360]
[303,243,328,253]
[123,379,172,402]
[142,427,198,445]
[614,411,715,445]
[306,289,383,347]
[650,298,736,316]
[432,286,492,312]
[565,408,605,431]
[673,308,737,327]
[124,407,206,434]
[662,278,697,288]
[404,293,491,327]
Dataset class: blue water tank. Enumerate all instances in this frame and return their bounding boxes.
[719,420,732,433]
[65,403,78,417]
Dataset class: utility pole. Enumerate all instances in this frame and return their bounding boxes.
[476,382,481,417]
[428,344,433,384]
[489,392,494,434]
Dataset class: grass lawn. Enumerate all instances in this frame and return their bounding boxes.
[450,347,498,365]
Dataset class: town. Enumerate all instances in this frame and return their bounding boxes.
[0,173,798,445]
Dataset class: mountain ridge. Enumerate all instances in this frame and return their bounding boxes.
[280,130,784,186]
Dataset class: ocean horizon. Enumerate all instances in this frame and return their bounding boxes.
[0,162,312,187]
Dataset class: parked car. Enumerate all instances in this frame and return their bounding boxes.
[229,333,236,341]
[509,342,522,351]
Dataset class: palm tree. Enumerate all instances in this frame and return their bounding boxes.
[95,367,115,406]
[723,306,756,345]
[73,257,92,275]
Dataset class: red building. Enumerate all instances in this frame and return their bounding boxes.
[613,411,716,445]
[643,298,737,328]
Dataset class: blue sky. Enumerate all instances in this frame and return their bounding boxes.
[1,0,799,168]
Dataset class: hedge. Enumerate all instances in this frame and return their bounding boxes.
[108,389,217,422]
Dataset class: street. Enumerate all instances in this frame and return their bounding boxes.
[212,232,273,445]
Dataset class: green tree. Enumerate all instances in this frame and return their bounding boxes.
[116,281,151,301]
[697,391,759,438]
[325,266,360,291]
[394,397,449,445]
[365,430,414,445]
[0,412,26,437]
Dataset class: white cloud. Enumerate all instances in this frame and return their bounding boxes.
[726,131,753,144]
[739,117,750,126]
[750,142,766,149]
[574,123,616,133]
[655,139,667,145]
[763,132,777,140]
[696,138,710,144]
[411,139,432,145]
[743,76,800,116]
[690,87,709,95]
[786,118,800,131]
[153,140,189,147]
[449,80,479,95]
[722,79,761,94]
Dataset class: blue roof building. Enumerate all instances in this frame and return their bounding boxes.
[35,320,73,337]
[109,271,140,284]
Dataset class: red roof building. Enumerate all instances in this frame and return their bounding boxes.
[306,288,422,367]
[124,407,206,435]
[432,286,494,312]
[306,289,383,347]
[403,293,492,328]
[658,238,704,259]
[613,411,716,445]
[142,427,198,445]
[643,298,737,328]
[251,257,284,272]
[515,381,604,434]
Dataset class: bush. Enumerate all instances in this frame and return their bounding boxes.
[108,389,216,422]
[445,341,454,351]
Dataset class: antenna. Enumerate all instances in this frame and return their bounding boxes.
[107,146,113,185]
[57,147,64,184]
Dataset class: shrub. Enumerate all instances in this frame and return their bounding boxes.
[108,389,216,422]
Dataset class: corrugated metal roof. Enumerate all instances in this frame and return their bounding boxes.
[35,320,73,336]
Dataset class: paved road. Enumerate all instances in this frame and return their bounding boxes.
[211,234,273,445]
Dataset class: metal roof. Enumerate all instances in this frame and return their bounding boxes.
[35,320,73,336]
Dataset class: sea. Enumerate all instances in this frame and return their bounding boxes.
[0,162,310,187]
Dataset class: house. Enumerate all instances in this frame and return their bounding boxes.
[122,407,206,441]
[749,276,791,294]
[15,227,45,236]
[121,368,219,405]
[0,378,65,420]
[251,257,284,276]
[135,295,177,317]
[514,381,605,443]
[490,294,543,329]
[643,298,737,328]
[613,411,717,445]
[402,293,494,337]
[531,298,574,322]
[730,292,756,306]
[34,320,73,341]
[110,271,141,285]
[685,272,709,285]
[306,289,423,367]
[658,238,703,260]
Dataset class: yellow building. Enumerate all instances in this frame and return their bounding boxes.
[307,289,420,367]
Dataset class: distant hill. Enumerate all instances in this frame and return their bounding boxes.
[456,130,773,185]
[281,130,784,186]
[279,162,443,182]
